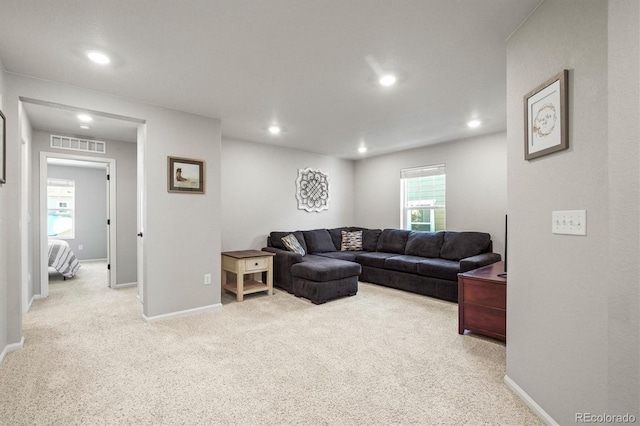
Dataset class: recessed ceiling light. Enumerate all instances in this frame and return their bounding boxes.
[87,51,110,65]
[80,125,90,130]
[77,114,93,123]
[358,146,367,153]
[467,119,482,128]
[268,125,281,135]
[379,74,397,87]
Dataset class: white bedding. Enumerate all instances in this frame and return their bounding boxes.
[48,239,80,278]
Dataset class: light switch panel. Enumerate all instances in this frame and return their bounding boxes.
[552,210,587,236]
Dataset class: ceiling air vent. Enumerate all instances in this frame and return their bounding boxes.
[50,135,106,154]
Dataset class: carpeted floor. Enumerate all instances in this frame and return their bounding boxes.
[0,261,541,425]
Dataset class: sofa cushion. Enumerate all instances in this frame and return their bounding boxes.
[315,251,360,262]
[355,252,398,269]
[405,231,444,258]
[376,229,411,254]
[362,229,382,252]
[270,231,308,253]
[440,231,491,261]
[328,227,350,251]
[416,258,461,281]
[404,231,444,257]
[292,256,361,281]
[281,234,306,256]
[341,230,363,251]
[303,229,337,253]
[384,255,425,274]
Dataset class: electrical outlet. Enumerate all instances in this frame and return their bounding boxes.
[552,210,587,236]
[204,273,212,285]
[78,245,83,250]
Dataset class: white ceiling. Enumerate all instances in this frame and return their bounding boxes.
[23,102,139,143]
[0,0,540,159]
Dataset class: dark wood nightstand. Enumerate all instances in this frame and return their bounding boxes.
[458,261,506,342]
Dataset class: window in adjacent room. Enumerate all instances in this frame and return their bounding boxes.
[400,164,446,232]
[47,178,75,238]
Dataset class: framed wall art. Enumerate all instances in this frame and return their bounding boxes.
[167,156,205,194]
[524,70,569,160]
[0,109,5,184]
[296,168,329,212]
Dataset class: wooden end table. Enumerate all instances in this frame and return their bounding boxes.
[221,250,275,302]
[458,261,506,342]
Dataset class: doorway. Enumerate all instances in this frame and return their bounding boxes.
[39,152,117,296]
[19,97,145,311]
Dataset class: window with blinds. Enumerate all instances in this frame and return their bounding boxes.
[47,179,76,238]
[400,164,446,232]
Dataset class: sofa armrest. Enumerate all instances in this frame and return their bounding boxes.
[459,253,502,273]
[262,247,303,293]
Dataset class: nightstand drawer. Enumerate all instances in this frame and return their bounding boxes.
[463,304,506,337]
[244,257,268,272]
[463,279,506,309]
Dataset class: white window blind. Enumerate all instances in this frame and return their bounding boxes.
[400,164,446,232]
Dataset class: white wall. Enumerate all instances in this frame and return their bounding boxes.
[31,130,138,288]
[3,73,221,327]
[221,138,355,251]
[47,164,108,261]
[607,0,640,415]
[19,106,33,311]
[354,132,507,256]
[506,1,639,422]
[0,57,9,358]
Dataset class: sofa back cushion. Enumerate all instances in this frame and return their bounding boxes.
[376,229,411,254]
[362,229,382,252]
[404,231,444,258]
[328,227,382,252]
[303,229,337,253]
[328,227,350,251]
[270,231,308,253]
[439,231,491,260]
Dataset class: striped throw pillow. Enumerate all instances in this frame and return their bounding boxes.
[341,230,363,251]
[281,234,306,256]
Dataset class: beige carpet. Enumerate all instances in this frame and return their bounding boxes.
[0,261,541,425]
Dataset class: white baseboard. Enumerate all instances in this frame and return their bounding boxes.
[27,294,43,312]
[114,282,137,289]
[79,258,109,263]
[504,374,558,425]
[142,303,222,322]
[0,337,25,366]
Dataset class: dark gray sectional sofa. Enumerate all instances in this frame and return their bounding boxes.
[264,227,501,304]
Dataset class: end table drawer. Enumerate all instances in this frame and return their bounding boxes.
[463,279,506,309]
[463,304,506,337]
[245,257,268,272]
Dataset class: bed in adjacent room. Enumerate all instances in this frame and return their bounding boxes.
[48,239,81,279]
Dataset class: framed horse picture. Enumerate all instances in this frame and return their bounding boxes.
[167,156,205,194]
